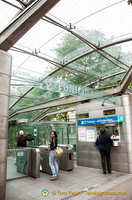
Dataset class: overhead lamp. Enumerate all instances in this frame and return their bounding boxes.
[101,97,107,106]
[101,96,114,106]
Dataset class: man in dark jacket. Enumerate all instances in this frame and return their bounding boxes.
[17,130,34,148]
[95,128,113,174]
[17,130,27,148]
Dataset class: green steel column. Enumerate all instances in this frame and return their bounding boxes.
[0,50,12,200]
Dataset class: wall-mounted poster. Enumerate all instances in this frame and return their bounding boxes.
[86,127,95,142]
[78,126,95,142]
[78,127,87,141]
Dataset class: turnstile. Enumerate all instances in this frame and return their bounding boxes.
[39,144,74,174]
[8,148,40,179]
[40,148,52,174]
[17,151,28,175]
[31,148,40,178]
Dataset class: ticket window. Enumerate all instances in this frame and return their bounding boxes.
[96,124,120,142]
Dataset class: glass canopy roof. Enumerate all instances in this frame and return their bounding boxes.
[0,0,132,121]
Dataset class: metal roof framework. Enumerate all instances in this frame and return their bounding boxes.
[0,0,132,121]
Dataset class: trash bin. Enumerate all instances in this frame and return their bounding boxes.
[59,144,74,171]
[31,148,40,178]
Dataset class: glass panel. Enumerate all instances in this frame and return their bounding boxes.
[99,73,125,88]
[1,0,130,118]
[14,19,65,51]
[67,125,77,160]
[9,96,19,108]
[6,150,29,180]
[0,1,20,32]
[11,56,57,82]
[103,42,132,66]
[7,0,23,7]
[9,90,62,112]
[73,0,131,45]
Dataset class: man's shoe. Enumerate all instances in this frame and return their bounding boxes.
[103,171,106,174]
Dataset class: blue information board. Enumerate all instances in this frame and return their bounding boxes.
[78,115,125,126]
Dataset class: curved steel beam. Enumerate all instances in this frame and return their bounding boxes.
[37,106,75,121]
[9,87,34,110]
[9,96,86,119]
[83,70,126,88]
[0,0,61,51]
[31,108,49,122]
[65,37,132,66]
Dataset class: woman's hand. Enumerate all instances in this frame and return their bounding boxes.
[48,148,50,151]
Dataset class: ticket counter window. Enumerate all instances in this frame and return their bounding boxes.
[111,130,120,141]
[96,124,120,142]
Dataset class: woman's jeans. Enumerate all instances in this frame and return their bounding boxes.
[49,150,58,177]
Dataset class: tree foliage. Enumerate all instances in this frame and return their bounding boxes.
[53,29,124,88]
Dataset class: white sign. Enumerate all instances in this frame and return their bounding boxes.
[34,129,37,136]
[78,127,87,141]
[86,127,95,142]
[17,152,24,156]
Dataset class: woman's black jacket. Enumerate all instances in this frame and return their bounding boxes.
[50,137,58,150]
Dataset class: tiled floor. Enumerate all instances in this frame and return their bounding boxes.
[6,166,132,200]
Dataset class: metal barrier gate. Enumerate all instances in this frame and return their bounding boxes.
[7,148,40,180]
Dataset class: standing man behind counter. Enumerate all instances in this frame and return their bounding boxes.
[111,130,120,140]
[95,128,113,174]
